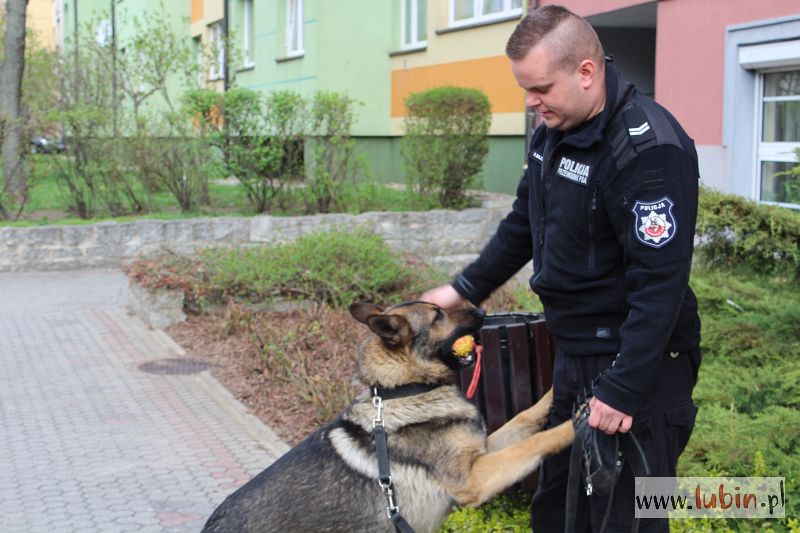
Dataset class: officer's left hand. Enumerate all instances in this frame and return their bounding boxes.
[588,397,633,435]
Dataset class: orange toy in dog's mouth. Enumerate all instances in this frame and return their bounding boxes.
[451,335,476,358]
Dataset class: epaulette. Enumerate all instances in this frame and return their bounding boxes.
[608,101,683,170]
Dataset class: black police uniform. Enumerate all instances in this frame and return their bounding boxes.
[450,61,701,531]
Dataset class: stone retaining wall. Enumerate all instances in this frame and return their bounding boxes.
[0,205,531,278]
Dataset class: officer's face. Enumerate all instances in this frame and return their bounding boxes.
[511,44,600,132]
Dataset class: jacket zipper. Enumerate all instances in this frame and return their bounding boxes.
[588,183,598,271]
[532,143,552,285]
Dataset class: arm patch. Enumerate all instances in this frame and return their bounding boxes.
[632,196,677,248]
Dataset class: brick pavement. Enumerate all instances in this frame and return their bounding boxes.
[0,269,289,532]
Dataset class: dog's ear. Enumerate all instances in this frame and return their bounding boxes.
[366,314,411,347]
[349,302,383,324]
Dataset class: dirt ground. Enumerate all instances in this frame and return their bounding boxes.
[167,289,527,447]
[168,305,359,446]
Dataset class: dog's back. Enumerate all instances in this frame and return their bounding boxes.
[202,418,391,533]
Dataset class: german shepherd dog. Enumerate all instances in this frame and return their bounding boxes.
[202,301,574,533]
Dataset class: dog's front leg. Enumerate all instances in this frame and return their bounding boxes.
[486,388,554,452]
[454,419,573,507]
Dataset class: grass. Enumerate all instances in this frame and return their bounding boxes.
[2,154,446,227]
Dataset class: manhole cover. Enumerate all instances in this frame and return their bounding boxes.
[138,358,214,375]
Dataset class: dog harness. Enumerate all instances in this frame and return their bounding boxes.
[370,383,442,533]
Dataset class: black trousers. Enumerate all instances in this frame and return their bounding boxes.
[530,348,701,533]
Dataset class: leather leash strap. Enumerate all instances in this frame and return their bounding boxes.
[370,383,442,533]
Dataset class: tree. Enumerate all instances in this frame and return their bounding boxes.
[0,0,29,218]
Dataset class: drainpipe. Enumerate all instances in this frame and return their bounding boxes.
[73,0,79,69]
[222,0,230,169]
[111,0,118,137]
[223,0,229,92]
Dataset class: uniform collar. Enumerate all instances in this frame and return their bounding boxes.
[550,60,633,150]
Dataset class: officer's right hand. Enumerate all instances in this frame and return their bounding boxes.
[420,284,465,311]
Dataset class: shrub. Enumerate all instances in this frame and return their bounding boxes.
[306,91,359,213]
[129,119,212,212]
[259,89,308,211]
[696,188,800,279]
[402,86,491,209]
[201,229,418,307]
[440,492,531,532]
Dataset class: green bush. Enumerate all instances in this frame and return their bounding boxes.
[440,492,531,532]
[306,91,360,214]
[201,229,417,307]
[402,86,491,209]
[696,188,800,279]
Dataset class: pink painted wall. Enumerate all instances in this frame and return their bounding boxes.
[655,0,798,145]
[540,0,651,18]
[539,0,799,145]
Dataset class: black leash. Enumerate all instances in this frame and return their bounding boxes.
[370,383,442,533]
[565,391,651,533]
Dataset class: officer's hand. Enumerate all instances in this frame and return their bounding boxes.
[420,284,465,311]
[588,397,633,435]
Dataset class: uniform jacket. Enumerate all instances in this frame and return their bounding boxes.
[452,61,701,416]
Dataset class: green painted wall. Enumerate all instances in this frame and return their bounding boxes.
[232,0,393,136]
[234,0,319,96]
[482,136,527,194]
[355,136,525,195]
[315,1,393,136]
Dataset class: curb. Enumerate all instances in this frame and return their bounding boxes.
[150,328,291,458]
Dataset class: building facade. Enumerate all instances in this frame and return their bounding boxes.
[54,0,800,205]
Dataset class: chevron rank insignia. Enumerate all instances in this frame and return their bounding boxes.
[628,122,651,136]
[632,196,676,248]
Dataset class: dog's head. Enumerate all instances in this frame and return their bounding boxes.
[349,301,485,386]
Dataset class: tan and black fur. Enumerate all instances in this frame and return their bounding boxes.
[202,302,574,533]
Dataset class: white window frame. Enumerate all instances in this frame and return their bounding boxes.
[754,67,800,209]
[242,0,254,67]
[193,36,204,86]
[95,19,112,46]
[449,0,522,29]
[208,22,225,81]
[401,0,427,51]
[286,0,304,58]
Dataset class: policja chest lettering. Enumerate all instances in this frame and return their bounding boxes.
[556,156,591,186]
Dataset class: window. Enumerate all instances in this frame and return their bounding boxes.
[242,0,254,67]
[401,0,427,50]
[208,22,225,80]
[450,0,522,28]
[193,36,204,86]
[757,69,800,207]
[95,19,112,46]
[286,0,304,57]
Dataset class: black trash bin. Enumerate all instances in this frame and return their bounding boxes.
[454,312,557,491]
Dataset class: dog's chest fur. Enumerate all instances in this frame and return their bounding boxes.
[329,385,486,531]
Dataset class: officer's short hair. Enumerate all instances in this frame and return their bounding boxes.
[506,5,604,72]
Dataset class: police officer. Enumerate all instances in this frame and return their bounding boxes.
[422,5,701,532]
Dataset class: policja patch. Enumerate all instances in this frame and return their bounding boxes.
[632,196,676,248]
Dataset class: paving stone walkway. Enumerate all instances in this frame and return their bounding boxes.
[0,269,288,532]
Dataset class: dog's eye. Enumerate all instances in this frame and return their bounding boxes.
[433,309,444,324]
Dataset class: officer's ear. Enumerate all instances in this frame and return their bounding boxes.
[578,58,599,89]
